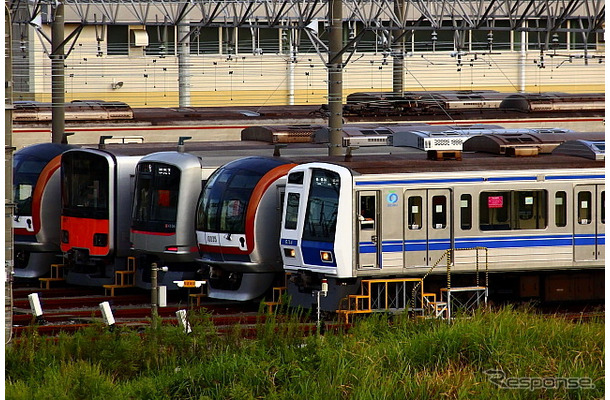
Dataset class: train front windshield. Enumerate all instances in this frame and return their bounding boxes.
[197,157,289,234]
[61,151,109,219]
[13,144,72,218]
[13,154,48,217]
[132,162,180,232]
[302,169,340,242]
[197,168,263,234]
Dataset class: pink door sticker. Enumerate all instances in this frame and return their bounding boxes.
[488,196,504,208]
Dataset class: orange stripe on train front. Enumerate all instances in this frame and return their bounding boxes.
[243,163,297,254]
[31,154,62,235]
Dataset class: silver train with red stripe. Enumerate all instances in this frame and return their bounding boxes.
[130,150,216,289]
[13,143,76,278]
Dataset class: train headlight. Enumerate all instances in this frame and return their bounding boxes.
[61,230,69,244]
[320,251,334,263]
[93,233,108,247]
[283,248,296,258]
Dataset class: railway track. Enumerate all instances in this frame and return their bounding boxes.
[10,282,603,339]
[10,282,268,338]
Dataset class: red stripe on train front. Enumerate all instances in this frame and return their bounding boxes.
[130,229,175,237]
[14,228,34,236]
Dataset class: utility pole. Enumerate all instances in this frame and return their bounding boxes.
[51,1,65,143]
[392,0,405,95]
[327,0,343,156]
[5,4,15,346]
[178,24,191,108]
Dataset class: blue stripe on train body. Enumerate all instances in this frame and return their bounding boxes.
[357,234,605,253]
[354,174,605,187]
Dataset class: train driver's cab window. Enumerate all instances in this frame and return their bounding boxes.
[432,195,447,229]
[555,191,567,227]
[302,169,340,242]
[284,192,300,230]
[460,194,472,230]
[578,191,592,225]
[407,196,423,230]
[358,195,376,230]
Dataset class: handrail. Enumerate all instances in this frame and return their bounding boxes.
[411,247,489,313]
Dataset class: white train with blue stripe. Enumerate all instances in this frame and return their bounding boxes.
[279,153,604,310]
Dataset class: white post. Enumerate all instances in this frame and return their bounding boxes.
[158,286,167,308]
[99,301,115,326]
[176,309,192,334]
[28,293,43,319]
[313,279,328,332]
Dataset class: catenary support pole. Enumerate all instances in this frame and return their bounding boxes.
[392,0,405,95]
[51,1,65,144]
[327,0,343,156]
[178,24,191,107]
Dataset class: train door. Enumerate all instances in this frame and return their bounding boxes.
[404,189,452,267]
[574,185,604,261]
[356,191,380,269]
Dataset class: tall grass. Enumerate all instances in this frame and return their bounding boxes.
[6,306,604,399]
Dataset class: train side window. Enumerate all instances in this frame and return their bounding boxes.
[554,191,567,227]
[577,191,592,225]
[513,190,547,230]
[358,195,376,230]
[288,172,304,185]
[479,191,510,231]
[284,193,300,230]
[408,196,423,230]
[460,194,472,230]
[432,196,446,229]
[601,191,605,224]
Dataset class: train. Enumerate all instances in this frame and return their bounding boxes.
[278,150,605,310]
[13,143,76,278]
[12,91,604,123]
[195,157,297,300]
[343,91,605,117]
[130,147,217,289]
[60,144,142,287]
[13,100,134,122]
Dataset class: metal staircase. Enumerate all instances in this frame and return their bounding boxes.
[336,247,489,323]
[264,286,287,314]
[337,278,425,323]
[103,257,137,296]
[38,263,66,289]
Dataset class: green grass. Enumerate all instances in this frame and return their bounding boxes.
[5,306,604,399]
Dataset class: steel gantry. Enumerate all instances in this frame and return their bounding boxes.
[7,0,605,150]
